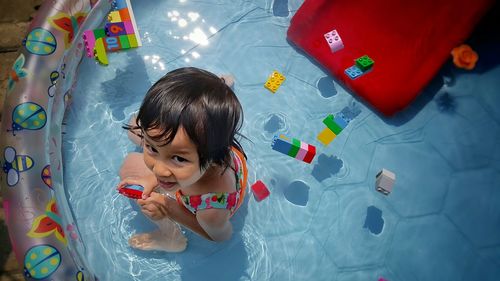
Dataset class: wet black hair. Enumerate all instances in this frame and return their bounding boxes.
[124,67,245,170]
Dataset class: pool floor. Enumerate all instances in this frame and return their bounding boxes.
[62,0,500,280]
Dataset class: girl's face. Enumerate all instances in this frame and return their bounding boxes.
[142,127,205,192]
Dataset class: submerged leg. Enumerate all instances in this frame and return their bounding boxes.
[128,218,187,252]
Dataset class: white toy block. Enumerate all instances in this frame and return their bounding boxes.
[375,169,396,195]
[324,29,344,52]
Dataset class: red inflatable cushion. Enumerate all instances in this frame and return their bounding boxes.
[287,0,493,116]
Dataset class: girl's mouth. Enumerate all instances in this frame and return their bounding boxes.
[158,180,177,191]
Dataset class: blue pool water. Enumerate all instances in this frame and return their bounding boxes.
[62,0,500,280]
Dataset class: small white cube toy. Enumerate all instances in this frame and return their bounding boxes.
[375,169,396,195]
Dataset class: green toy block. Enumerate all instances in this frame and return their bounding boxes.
[119,35,130,49]
[323,114,343,135]
[93,28,106,39]
[355,55,374,71]
[288,138,301,157]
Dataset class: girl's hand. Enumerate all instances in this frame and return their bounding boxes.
[116,174,157,198]
[137,192,169,220]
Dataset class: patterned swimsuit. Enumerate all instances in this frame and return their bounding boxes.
[175,147,248,217]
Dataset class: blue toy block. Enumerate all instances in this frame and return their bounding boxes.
[334,113,348,129]
[271,135,293,155]
[345,65,363,79]
[113,0,128,10]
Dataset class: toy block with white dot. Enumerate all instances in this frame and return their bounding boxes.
[271,135,316,163]
[264,70,286,93]
[324,29,344,52]
[355,55,374,71]
[345,65,363,79]
[375,169,396,195]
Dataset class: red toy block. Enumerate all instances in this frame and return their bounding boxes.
[302,144,316,163]
[251,180,270,202]
[118,184,144,199]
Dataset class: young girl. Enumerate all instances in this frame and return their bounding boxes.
[117,67,248,252]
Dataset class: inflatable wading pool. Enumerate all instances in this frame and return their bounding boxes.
[0,0,133,279]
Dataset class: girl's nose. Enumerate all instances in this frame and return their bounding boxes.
[152,160,172,177]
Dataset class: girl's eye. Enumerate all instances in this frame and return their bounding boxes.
[145,144,158,153]
[173,155,188,163]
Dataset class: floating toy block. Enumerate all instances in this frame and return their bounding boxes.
[93,38,109,65]
[82,0,141,64]
[355,55,374,71]
[345,65,363,79]
[264,70,286,93]
[251,180,270,202]
[323,114,343,135]
[317,127,336,146]
[119,184,144,199]
[324,29,344,52]
[375,169,396,195]
[271,135,316,163]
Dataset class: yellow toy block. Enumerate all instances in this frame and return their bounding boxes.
[93,38,108,65]
[264,70,285,93]
[127,34,139,48]
[108,11,122,23]
[317,127,336,146]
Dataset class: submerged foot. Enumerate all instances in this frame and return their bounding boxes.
[128,229,187,252]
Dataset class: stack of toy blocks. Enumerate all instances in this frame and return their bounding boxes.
[324,29,344,52]
[271,135,316,163]
[317,112,350,146]
[83,0,142,65]
[345,55,374,79]
[264,70,286,93]
[375,168,396,195]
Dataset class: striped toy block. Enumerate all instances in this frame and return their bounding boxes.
[271,135,316,163]
[323,114,343,135]
[317,127,336,146]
